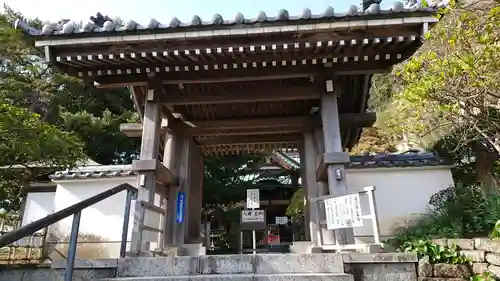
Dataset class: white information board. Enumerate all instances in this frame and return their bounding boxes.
[246,189,260,209]
[241,210,265,223]
[324,193,363,230]
[275,216,288,225]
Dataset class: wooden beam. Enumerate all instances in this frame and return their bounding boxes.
[90,61,395,89]
[190,116,314,130]
[191,127,306,136]
[132,159,177,186]
[121,113,376,137]
[341,112,377,127]
[164,85,319,105]
[316,152,351,182]
[190,113,376,130]
[121,123,169,138]
[92,66,320,88]
[197,134,302,146]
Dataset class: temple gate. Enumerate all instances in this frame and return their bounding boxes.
[17,2,438,256]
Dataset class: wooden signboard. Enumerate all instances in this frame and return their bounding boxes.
[240,209,266,230]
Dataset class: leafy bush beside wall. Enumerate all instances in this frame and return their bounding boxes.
[388,183,500,248]
[400,239,469,264]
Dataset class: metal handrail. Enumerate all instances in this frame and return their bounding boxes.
[0,183,136,281]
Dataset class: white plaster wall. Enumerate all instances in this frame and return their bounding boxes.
[48,177,162,258]
[344,166,455,244]
[21,192,55,226]
[18,192,56,245]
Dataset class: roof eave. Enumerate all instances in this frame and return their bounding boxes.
[32,14,438,48]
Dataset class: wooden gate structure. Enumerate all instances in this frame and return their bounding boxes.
[17,2,438,255]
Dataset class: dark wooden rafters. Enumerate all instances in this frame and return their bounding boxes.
[38,16,433,155]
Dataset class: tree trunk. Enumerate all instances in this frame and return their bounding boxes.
[474,142,499,192]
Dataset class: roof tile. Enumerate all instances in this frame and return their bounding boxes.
[50,165,136,180]
[16,1,446,37]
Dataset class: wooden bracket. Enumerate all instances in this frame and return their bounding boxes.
[316,152,351,182]
[132,159,178,186]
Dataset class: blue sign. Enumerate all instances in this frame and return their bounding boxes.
[176,192,186,223]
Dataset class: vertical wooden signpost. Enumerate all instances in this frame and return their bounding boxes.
[246,189,260,254]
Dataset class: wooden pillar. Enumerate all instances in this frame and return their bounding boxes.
[313,129,336,246]
[320,79,355,245]
[163,132,178,247]
[186,144,204,244]
[171,137,194,245]
[300,133,315,244]
[129,78,162,254]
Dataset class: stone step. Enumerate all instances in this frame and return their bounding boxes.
[103,273,354,281]
[117,254,344,277]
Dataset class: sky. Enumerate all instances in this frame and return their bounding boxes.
[1,0,365,24]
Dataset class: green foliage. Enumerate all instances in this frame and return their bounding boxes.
[0,103,85,212]
[432,135,483,186]
[61,109,139,165]
[400,239,470,264]
[389,183,500,247]
[0,104,84,168]
[471,272,495,281]
[489,220,500,240]
[0,6,141,215]
[389,3,500,152]
[203,154,266,214]
[286,188,304,219]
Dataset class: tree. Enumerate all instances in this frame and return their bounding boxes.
[1,6,140,165]
[386,1,500,188]
[348,73,400,155]
[0,104,85,212]
[0,8,87,213]
[203,153,266,216]
[350,127,399,155]
[0,7,140,213]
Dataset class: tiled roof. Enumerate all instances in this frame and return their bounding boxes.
[270,151,447,170]
[16,1,445,37]
[273,151,300,170]
[348,152,446,169]
[50,165,136,180]
[49,151,446,181]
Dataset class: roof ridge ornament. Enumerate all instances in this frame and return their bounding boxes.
[362,0,382,12]
[90,12,113,28]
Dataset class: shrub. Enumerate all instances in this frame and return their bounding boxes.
[46,233,111,260]
[471,272,495,281]
[399,239,469,264]
[388,183,500,248]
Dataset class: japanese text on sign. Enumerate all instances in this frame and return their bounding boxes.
[324,193,363,230]
[246,189,260,209]
[241,210,265,223]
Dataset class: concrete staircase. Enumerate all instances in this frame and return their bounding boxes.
[101,254,352,281]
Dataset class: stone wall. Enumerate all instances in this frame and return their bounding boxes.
[418,238,500,280]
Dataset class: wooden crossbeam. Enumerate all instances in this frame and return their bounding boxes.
[189,116,314,130]
[190,126,306,136]
[197,134,302,146]
[91,62,392,88]
[120,123,169,138]
[131,159,177,186]
[163,85,319,105]
[120,113,376,137]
